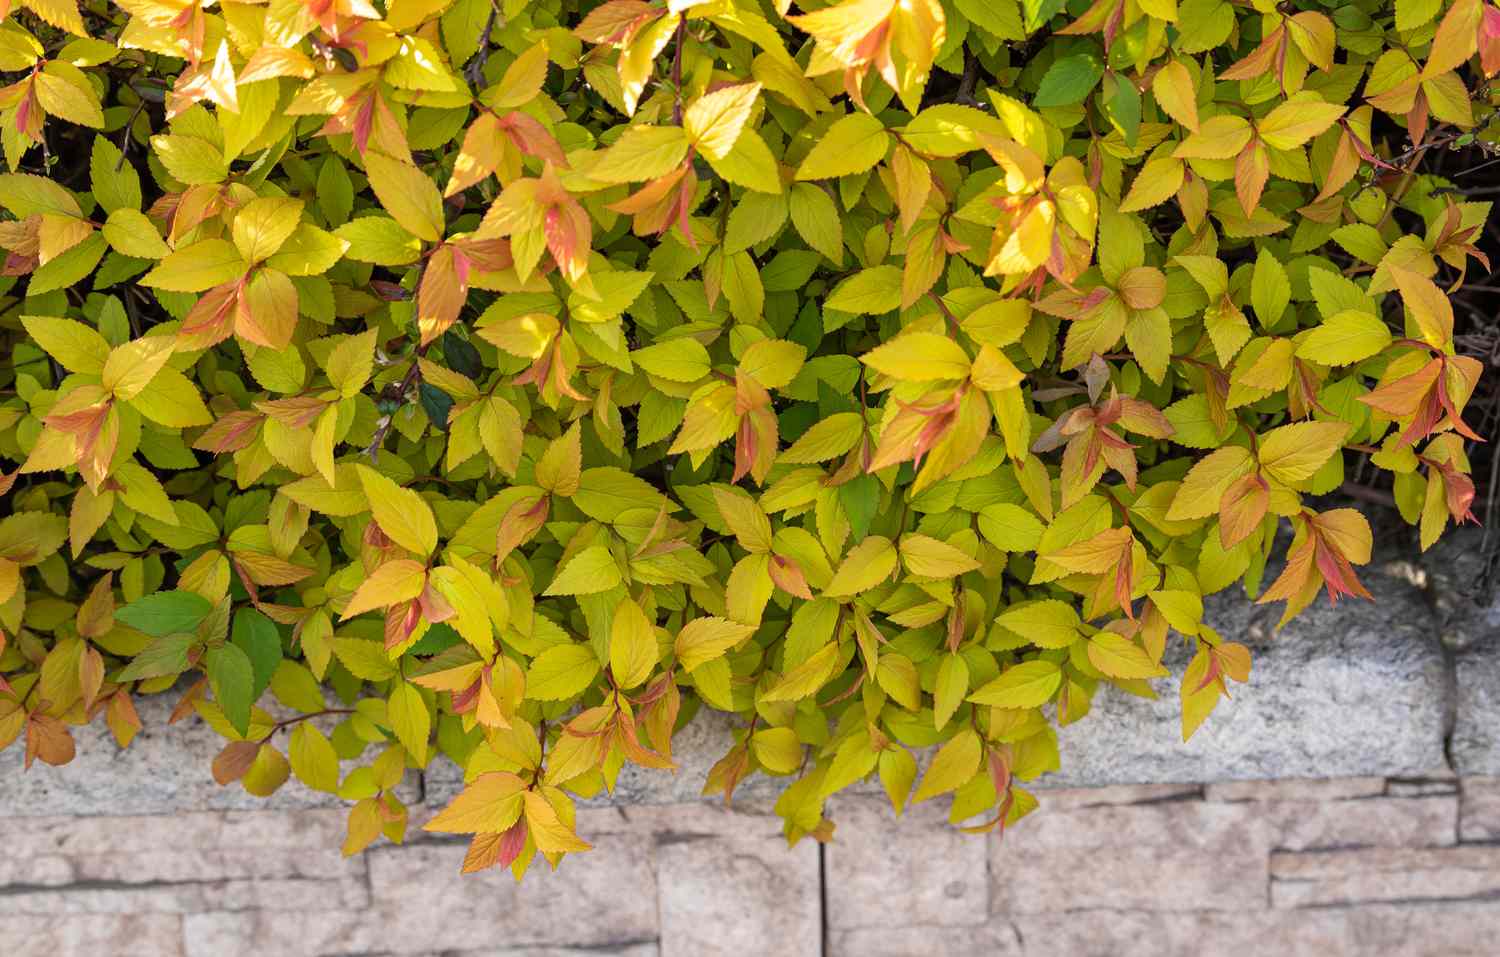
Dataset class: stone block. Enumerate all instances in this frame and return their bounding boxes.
[1454,637,1500,776]
[1050,562,1448,787]
[1032,782,1203,809]
[1257,795,1457,852]
[366,838,659,953]
[1205,777,1386,803]
[1460,777,1500,841]
[824,795,989,930]
[990,789,1456,917]
[1014,902,1500,957]
[830,923,1023,956]
[648,805,821,957]
[1270,846,1500,908]
[1012,909,1353,957]
[405,948,659,957]
[0,807,369,916]
[0,914,184,957]
[989,801,1269,913]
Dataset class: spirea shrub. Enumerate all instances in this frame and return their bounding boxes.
[0,0,1493,877]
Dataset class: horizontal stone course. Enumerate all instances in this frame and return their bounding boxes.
[1270,846,1500,908]
[0,914,185,957]
[4,774,1500,957]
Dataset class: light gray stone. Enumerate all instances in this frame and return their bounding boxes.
[1454,636,1500,776]
[1270,846,1500,908]
[652,806,821,957]
[3,808,351,865]
[0,807,369,915]
[1,876,366,916]
[825,796,989,930]
[1012,909,1353,957]
[1205,777,1387,803]
[0,913,184,957]
[0,691,418,817]
[1031,782,1203,809]
[1014,902,1500,957]
[366,838,659,953]
[414,948,659,957]
[181,825,660,957]
[990,801,1269,913]
[990,789,1457,916]
[1256,795,1457,852]
[831,923,1023,957]
[1049,562,1448,787]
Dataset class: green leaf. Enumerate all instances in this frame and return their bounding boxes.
[1251,248,1291,327]
[968,660,1062,708]
[1087,633,1169,679]
[934,654,969,731]
[634,338,711,382]
[115,633,196,682]
[355,464,439,557]
[912,728,982,802]
[795,113,890,181]
[1296,310,1392,365]
[387,681,431,763]
[545,546,623,596]
[90,137,141,214]
[231,609,283,703]
[116,591,213,636]
[289,723,340,793]
[826,266,904,315]
[1034,54,1104,107]
[995,600,1080,649]
[788,183,844,264]
[977,504,1045,552]
[527,643,601,700]
[207,643,256,737]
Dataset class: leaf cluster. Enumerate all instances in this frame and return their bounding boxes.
[0,0,1495,876]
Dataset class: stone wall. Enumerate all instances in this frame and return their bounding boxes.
[4,533,1500,955]
[4,775,1500,957]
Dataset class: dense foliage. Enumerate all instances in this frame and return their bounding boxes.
[0,0,1494,877]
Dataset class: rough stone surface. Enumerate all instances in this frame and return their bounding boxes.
[825,796,989,930]
[1049,562,1448,787]
[1461,777,1500,841]
[6,774,1500,956]
[1454,635,1500,776]
[1013,902,1500,957]
[0,914,184,957]
[1270,846,1500,908]
[653,810,820,956]
[1205,776,1387,803]
[0,691,419,817]
[991,799,1271,913]
[830,923,1024,956]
